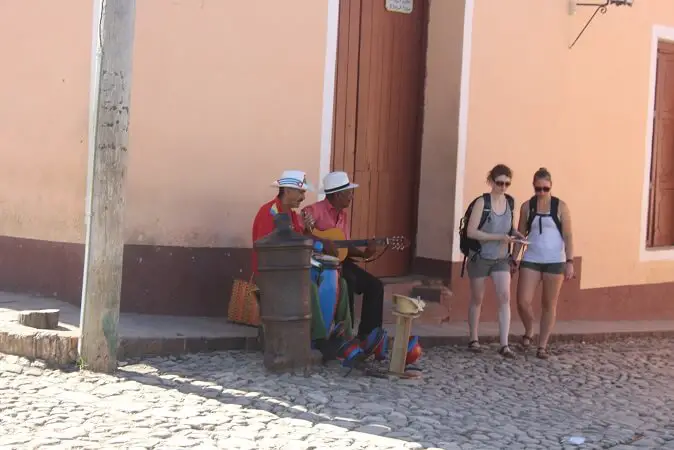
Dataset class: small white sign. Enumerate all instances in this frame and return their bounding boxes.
[385,0,413,14]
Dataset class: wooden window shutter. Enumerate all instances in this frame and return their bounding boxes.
[648,42,674,248]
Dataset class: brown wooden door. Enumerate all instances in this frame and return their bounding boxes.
[332,0,427,277]
[649,41,674,248]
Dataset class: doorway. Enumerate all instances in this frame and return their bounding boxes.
[331,0,428,277]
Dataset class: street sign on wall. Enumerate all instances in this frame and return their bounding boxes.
[385,0,413,14]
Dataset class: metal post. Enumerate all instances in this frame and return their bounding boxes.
[254,213,316,374]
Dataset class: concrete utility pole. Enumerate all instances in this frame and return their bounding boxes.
[79,0,137,373]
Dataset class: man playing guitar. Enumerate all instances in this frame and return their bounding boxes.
[302,171,384,344]
[254,170,420,375]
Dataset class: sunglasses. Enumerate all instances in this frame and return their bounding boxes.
[494,180,511,187]
[534,186,551,193]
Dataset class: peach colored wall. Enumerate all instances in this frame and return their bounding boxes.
[415,0,465,261]
[127,1,327,248]
[0,1,91,243]
[0,0,327,247]
[464,0,674,289]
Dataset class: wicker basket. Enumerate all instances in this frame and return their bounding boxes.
[227,276,260,327]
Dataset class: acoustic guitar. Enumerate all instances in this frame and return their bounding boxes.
[303,210,410,262]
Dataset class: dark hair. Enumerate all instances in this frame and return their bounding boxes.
[487,164,513,182]
[277,187,285,198]
[533,167,552,183]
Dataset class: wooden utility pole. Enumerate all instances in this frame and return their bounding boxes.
[79,0,137,373]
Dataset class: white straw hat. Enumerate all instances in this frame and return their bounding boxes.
[321,171,359,194]
[270,170,314,192]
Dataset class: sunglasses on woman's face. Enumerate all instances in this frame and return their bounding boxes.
[534,186,551,193]
[494,180,511,187]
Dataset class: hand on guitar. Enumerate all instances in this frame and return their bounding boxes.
[310,227,410,263]
[322,240,338,257]
[363,239,377,259]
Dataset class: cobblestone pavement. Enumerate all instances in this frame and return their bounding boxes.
[1,338,674,450]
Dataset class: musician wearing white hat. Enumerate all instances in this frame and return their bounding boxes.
[251,170,357,355]
[251,170,314,274]
[302,171,384,341]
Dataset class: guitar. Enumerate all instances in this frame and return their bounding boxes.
[302,210,410,262]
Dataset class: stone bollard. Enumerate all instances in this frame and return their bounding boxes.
[254,212,315,374]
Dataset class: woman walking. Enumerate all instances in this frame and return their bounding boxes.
[513,168,575,359]
[465,164,523,358]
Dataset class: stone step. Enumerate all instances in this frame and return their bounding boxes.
[6,320,674,367]
[353,276,453,326]
[3,292,674,366]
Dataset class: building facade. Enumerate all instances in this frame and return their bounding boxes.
[0,0,672,321]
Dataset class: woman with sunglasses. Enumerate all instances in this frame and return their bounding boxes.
[512,168,575,359]
[465,164,524,358]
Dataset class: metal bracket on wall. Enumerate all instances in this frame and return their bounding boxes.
[569,0,634,50]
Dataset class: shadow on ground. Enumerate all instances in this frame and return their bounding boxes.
[109,350,442,448]
[92,339,674,449]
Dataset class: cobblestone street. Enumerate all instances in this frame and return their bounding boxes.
[1,338,674,449]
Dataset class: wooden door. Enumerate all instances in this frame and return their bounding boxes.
[332,0,428,277]
[648,41,674,248]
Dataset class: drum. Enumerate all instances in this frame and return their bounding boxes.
[310,254,341,332]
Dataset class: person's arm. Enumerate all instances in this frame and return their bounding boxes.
[301,205,338,256]
[511,201,529,260]
[252,210,273,243]
[466,197,512,242]
[345,217,371,258]
[344,215,375,259]
[348,246,368,258]
[560,200,575,280]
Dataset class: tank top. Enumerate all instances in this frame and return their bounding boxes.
[477,199,512,260]
[522,210,565,264]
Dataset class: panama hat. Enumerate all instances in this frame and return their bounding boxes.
[322,171,359,194]
[270,170,314,192]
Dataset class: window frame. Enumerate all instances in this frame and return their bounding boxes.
[640,26,674,261]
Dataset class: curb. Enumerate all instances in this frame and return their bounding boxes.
[117,336,261,360]
[2,326,673,367]
[418,330,674,349]
[0,327,78,366]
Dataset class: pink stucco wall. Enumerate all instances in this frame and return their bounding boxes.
[0,1,91,243]
[0,0,328,248]
[464,0,674,289]
[7,0,673,295]
[415,0,465,262]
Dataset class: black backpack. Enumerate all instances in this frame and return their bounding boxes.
[525,196,562,236]
[458,193,514,277]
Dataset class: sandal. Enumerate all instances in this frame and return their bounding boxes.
[536,347,550,360]
[499,345,516,359]
[521,334,534,349]
[468,340,482,353]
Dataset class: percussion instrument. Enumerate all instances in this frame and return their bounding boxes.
[310,253,341,333]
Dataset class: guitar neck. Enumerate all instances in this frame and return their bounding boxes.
[333,238,388,248]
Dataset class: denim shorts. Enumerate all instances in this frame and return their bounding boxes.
[520,260,565,275]
[467,254,510,279]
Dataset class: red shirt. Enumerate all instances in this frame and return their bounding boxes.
[251,198,305,274]
[302,198,350,240]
